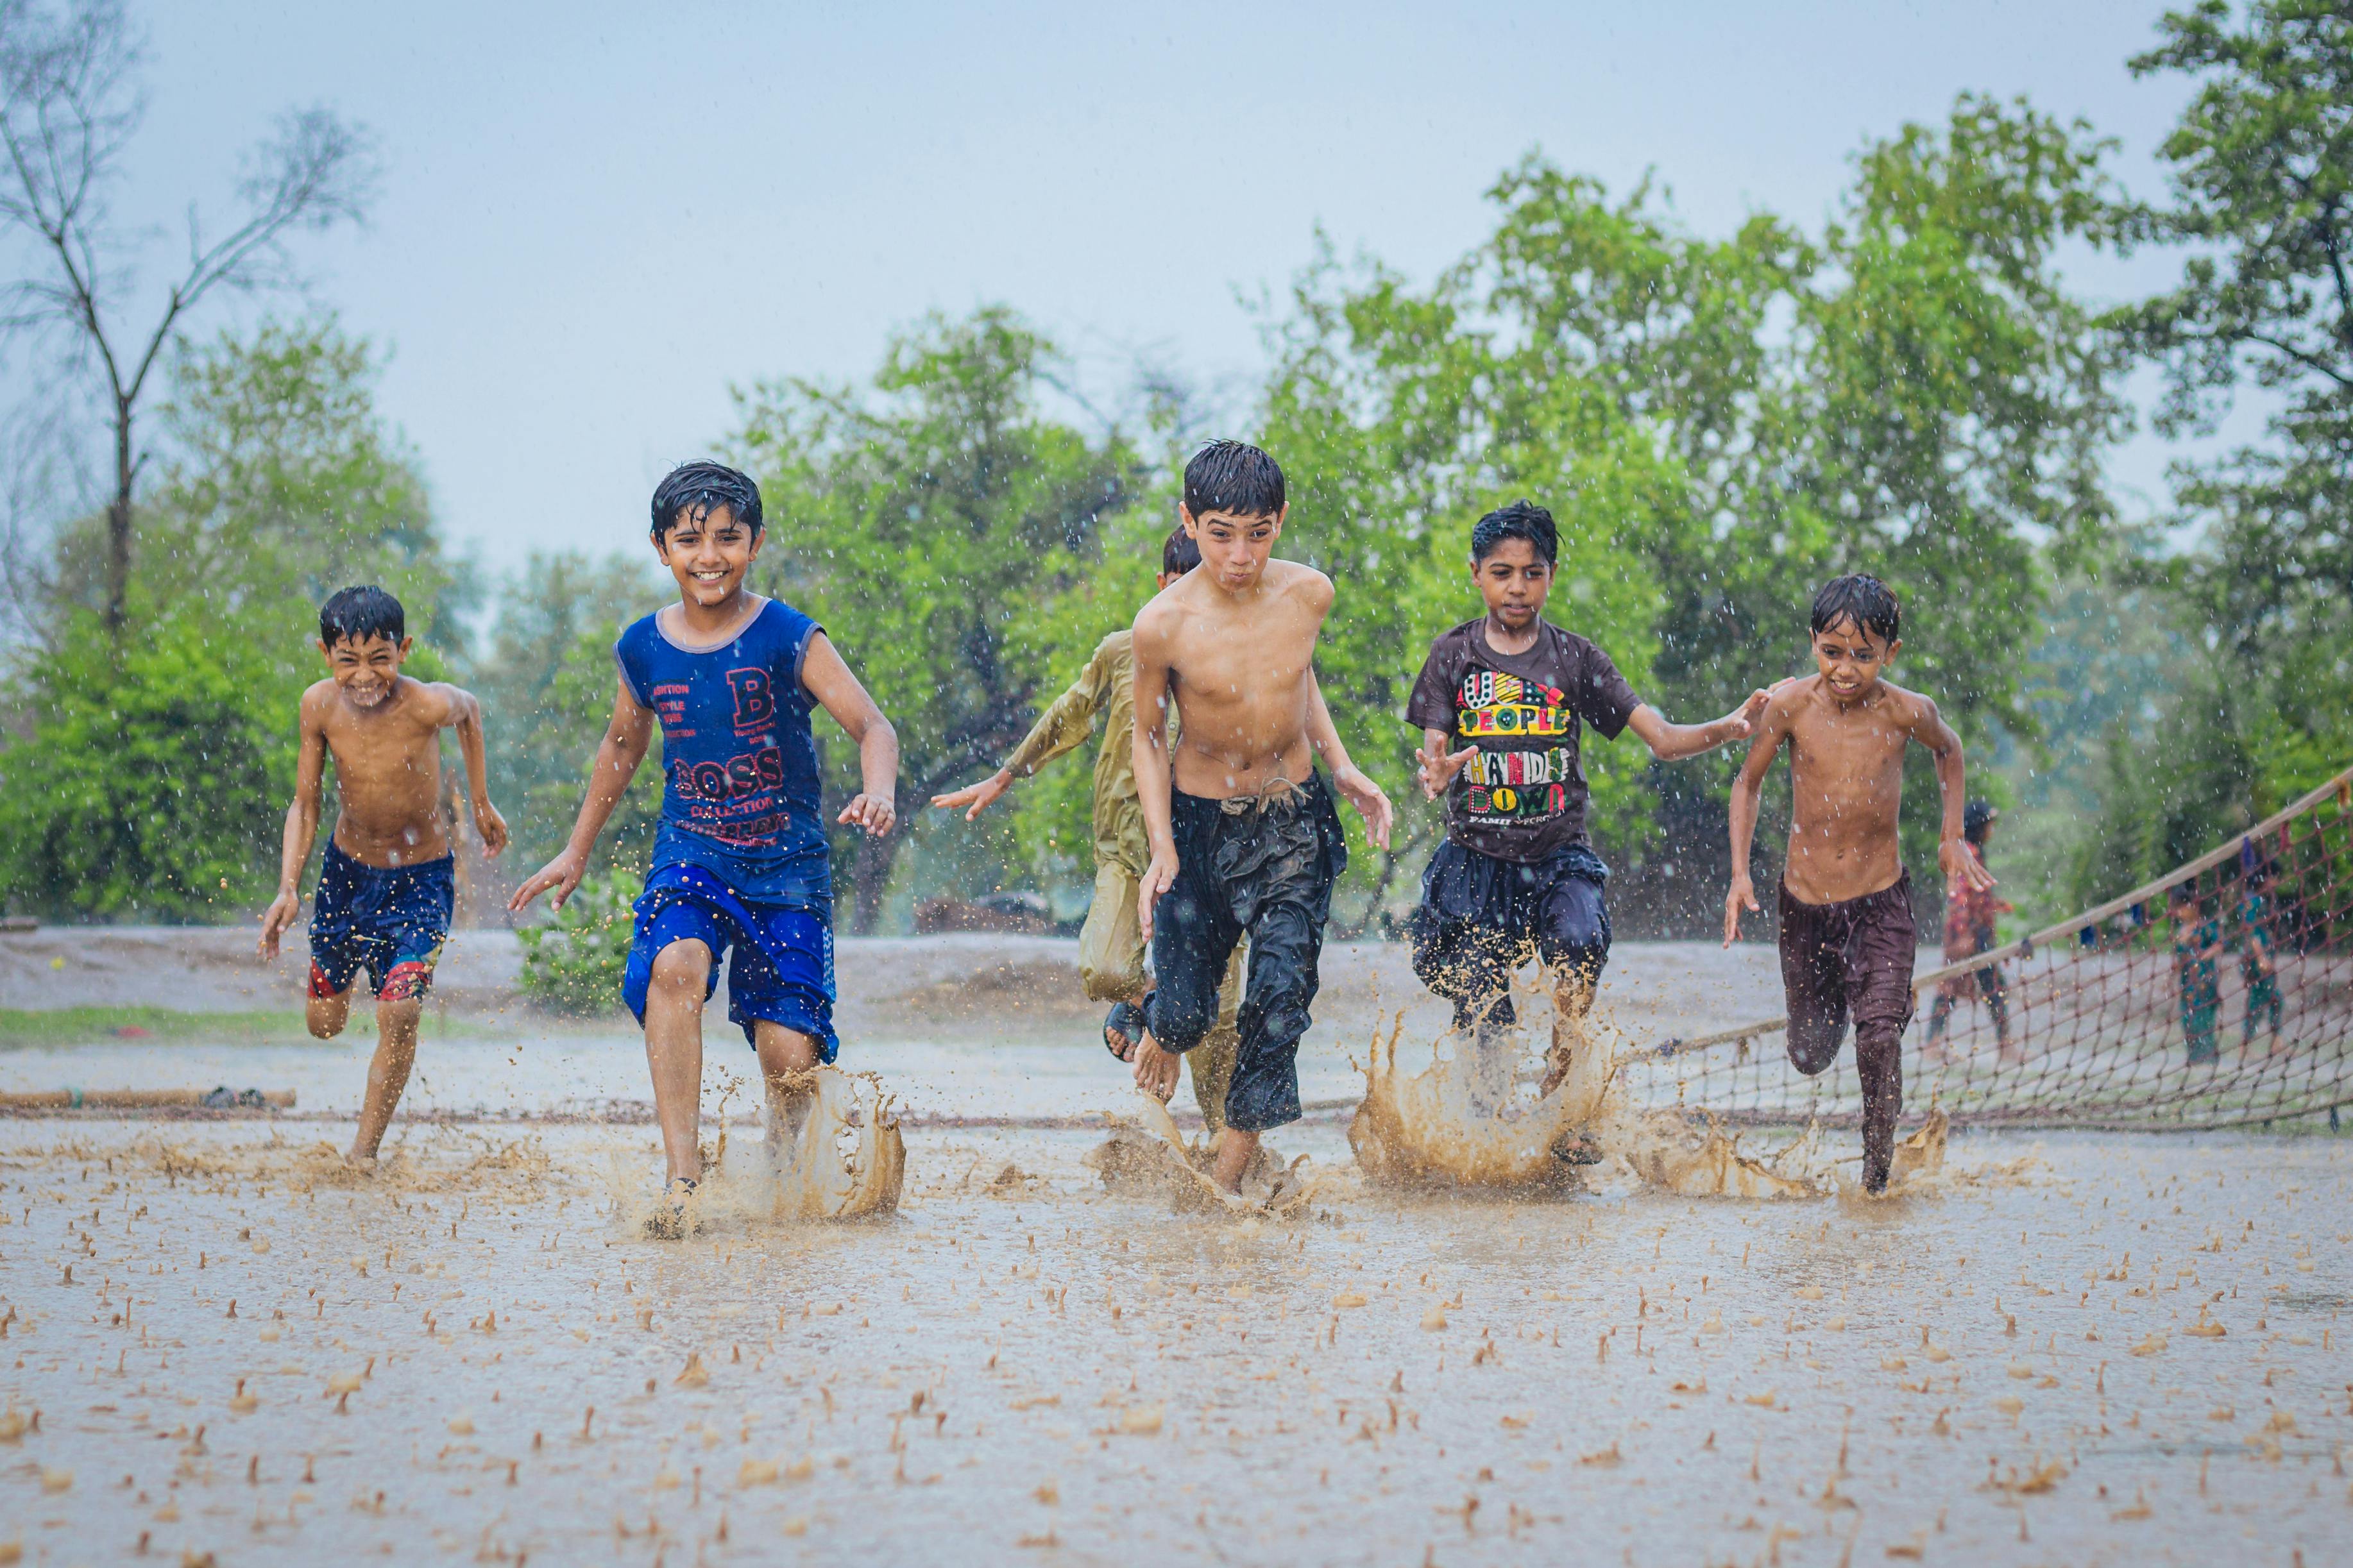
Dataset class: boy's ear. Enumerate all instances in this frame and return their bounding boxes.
[1883,637,1901,662]
[1177,503,1197,537]
[396,636,416,659]
[650,529,670,560]
[316,637,332,660]
[746,528,766,561]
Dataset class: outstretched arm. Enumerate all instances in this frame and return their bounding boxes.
[1910,696,1992,895]
[1306,671,1392,849]
[1722,698,1794,945]
[259,696,328,959]
[1624,683,1783,762]
[507,681,656,913]
[801,632,899,837]
[1131,614,1180,943]
[432,683,507,856]
[932,639,1111,821]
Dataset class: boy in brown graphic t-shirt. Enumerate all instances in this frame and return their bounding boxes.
[1406,501,1772,1100]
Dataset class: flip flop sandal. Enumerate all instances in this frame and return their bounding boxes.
[1103,999,1149,1061]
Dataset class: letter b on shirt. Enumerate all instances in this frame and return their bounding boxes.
[727,668,775,736]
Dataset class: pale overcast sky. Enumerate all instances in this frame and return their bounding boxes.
[10,1,2229,574]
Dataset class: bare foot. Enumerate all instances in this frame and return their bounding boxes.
[1210,1127,1261,1193]
[1132,1036,1182,1101]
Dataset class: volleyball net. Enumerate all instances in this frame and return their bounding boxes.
[1624,763,2353,1132]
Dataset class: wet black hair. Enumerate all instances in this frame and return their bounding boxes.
[1963,800,1999,845]
[1470,500,1558,568]
[1182,439,1284,521]
[650,460,763,544]
[1810,573,1901,646]
[319,585,405,648]
[1162,525,1202,577]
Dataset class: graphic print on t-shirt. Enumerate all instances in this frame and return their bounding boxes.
[1450,669,1576,823]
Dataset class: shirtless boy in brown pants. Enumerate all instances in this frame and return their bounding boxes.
[1722,574,1990,1193]
[1131,441,1395,1194]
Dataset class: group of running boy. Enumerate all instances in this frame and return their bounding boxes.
[260,439,1993,1227]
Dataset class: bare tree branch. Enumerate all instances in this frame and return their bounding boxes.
[0,0,374,634]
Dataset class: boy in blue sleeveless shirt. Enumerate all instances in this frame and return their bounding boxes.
[511,461,899,1236]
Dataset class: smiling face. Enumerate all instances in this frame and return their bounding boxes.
[1809,614,1899,704]
[656,502,763,608]
[1181,503,1284,592]
[319,632,411,709]
[1472,537,1554,632]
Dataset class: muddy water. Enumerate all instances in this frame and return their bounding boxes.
[3,1109,2347,1566]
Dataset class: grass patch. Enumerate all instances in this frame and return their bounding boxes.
[0,1006,509,1048]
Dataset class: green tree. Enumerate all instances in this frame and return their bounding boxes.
[2123,1,2353,814]
[0,318,447,918]
[462,550,662,874]
[734,307,1146,931]
[1255,96,2126,932]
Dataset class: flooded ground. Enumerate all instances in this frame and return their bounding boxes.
[3,1110,2347,1565]
[2,932,2347,1563]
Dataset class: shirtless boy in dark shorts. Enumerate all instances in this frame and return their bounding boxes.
[1131,440,1395,1194]
[1722,574,1989,1194]
[259,586,508,1167]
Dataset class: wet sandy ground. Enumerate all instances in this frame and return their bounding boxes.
[2,1114,2347,1566]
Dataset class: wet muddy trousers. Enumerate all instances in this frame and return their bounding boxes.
[1083,859,1245,1133]
[1779,875,1917,1192]
[1410,841,1611,1033]
[1147,775,1347,1134]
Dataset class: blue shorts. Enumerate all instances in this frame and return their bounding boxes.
[307,841,455,1002]
[621,863,838,1060]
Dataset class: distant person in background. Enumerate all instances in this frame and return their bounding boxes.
[930,526,1246,1138]
[508,462,899,1238]
[2236,859,2282,1055]
[1925,800,2016,1063]
[258,586,509,1169]
[2170,880,2223,1066]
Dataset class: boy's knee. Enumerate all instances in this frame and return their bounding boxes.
[649,940,713,991]
[1080,958,1145,1004]
[1785,1022,1844,1076]
[1146,991,1216,1054]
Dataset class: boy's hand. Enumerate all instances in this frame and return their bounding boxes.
[1334,765,1394,850]
[1132,1035,1182,1102]
[1137,850,1180,943]
[1735,684,1781,733]
[1941,836,1997,893]
[509,848,588,914]
[257,889,301,960]
[1415,737,1478,800]
[930,770,1011,822]
[473,798,510,857]
[838,793,897,837]
[1722,873,1760,947]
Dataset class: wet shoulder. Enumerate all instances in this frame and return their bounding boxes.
[1770,674,1827,728]
[1268,558,1334,610]
[1878,680,1942,731]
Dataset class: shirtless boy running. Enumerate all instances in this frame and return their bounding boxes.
[1722,574,1989,1194]
[930,525,1247,1136]
[259,586,508,1167]
[1132,440,1394,1194]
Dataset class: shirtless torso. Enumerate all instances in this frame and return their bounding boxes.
[1724,664,1984,939]
[1136,556,1330,801]
[303,675,477,867]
